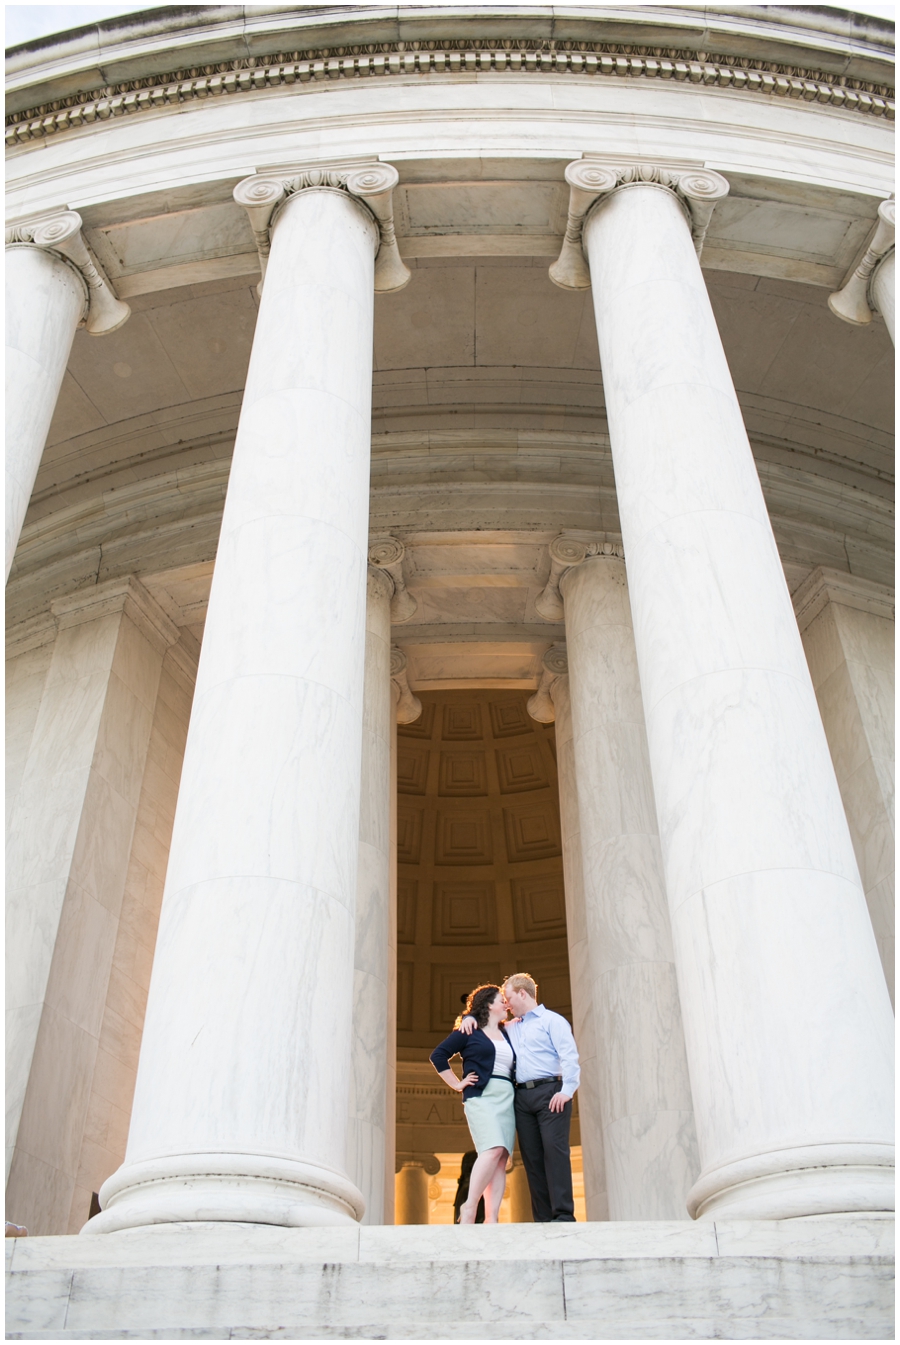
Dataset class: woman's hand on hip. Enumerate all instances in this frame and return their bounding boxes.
[459,1072,479,1091]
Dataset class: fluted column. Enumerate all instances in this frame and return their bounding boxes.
[5,212,129,579]
[564,160,893,1219]
[88,164,406,1233]
[828,200,895,345]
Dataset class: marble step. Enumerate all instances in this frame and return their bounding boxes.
[6,1217,893,1341]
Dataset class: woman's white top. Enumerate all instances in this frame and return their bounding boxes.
[491,1033,514,1078]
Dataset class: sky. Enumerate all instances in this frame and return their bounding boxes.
[5,0,896,50]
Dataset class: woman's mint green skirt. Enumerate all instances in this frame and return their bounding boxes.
[463,1077,516,1154]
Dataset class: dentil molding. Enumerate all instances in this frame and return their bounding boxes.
[535,534,625,620]
[550,161,730,289]
[234,161,409,294]
[5,210,130,335]
[6,40,893,147]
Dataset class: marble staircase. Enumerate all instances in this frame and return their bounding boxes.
[6,1217,893,1340]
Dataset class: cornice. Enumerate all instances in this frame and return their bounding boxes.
[792,565,895,630]
[6,34,893,148]
[51,574,180,654]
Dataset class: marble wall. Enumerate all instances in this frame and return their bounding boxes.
[4,579,185,1235]
[66,635,198,1231]
[796,570,895,1003]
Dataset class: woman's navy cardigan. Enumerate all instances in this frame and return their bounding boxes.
[430,1026,516,1101]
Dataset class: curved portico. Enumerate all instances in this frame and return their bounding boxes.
[5,4,894,1269]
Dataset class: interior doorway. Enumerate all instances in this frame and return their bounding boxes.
[393,688,584,1223]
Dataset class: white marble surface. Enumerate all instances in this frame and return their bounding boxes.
[347,568,394,1224]
[6,581,169,1234]
[559,556,698,1221]
[798,573,895,1004]
[5,245,84,578]
[871,247,895,343]
[548,676,607,1223]
[582,180,894,1221]
[6,1217,893,1338]
[90,188,379,1232]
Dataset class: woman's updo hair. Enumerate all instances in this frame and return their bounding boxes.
[456,983,502,1029]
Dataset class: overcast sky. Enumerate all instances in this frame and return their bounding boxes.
[5,1,896,50]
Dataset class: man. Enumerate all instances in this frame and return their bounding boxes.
[460,972,579,1222]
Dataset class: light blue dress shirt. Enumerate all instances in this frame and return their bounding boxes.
[506,1004,580,1097]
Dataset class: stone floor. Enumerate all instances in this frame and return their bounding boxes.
[6,1217,894,1340]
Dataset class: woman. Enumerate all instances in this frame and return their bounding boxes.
[429,984,516,1223]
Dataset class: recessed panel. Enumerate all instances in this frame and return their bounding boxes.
[442,702,483,741]
[496,745,548,794]
[397,745,429,795]
[431,962,503,1035]
[432,881,498,945]
[397,805,424,864]
[524,955,573,1023]
[503,801,562,862]
[489,699,532,738]
[438,751,487,797]
[397,699,436,740]
[435,810,494,866]
[397,960,414,1033]
[398,877,418,945]
[511,876,567,941]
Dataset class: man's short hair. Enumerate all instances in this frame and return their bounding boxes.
[504,973,536,998]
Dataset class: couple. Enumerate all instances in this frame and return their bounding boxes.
[429,973,580,1224]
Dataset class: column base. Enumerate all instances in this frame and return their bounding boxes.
[688,1144,894,1220]
[83,1153,364,1234]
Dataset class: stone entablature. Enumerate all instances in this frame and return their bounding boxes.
[6,30,895,146]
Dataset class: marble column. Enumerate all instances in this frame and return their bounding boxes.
[561,553,698,1220]
[347,565,394,1225]
[88,167,403,1233]
[395,1161,429,1225]
[794,568,895,1006]
[569,161,893,1219]
[5,212,129,579]
[871,247,895,344]
[828,200,895,345]
[528,647,608,1221]
[388,646,421,1223]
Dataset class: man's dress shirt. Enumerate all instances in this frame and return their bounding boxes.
[506,1003,580,1097]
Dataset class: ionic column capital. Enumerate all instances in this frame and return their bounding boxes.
[390,647,422,725]
[549,160,730,290]
[234,160,410,295]
[368,537,417,622]
[534,533,624,620]
[366,563,394,606]
[828,199,895,328]
[394,1153,440,1175]
[5,210,130,335]
[526,644,568,724]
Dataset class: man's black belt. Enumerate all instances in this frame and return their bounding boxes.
[516,1076,562,1090]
